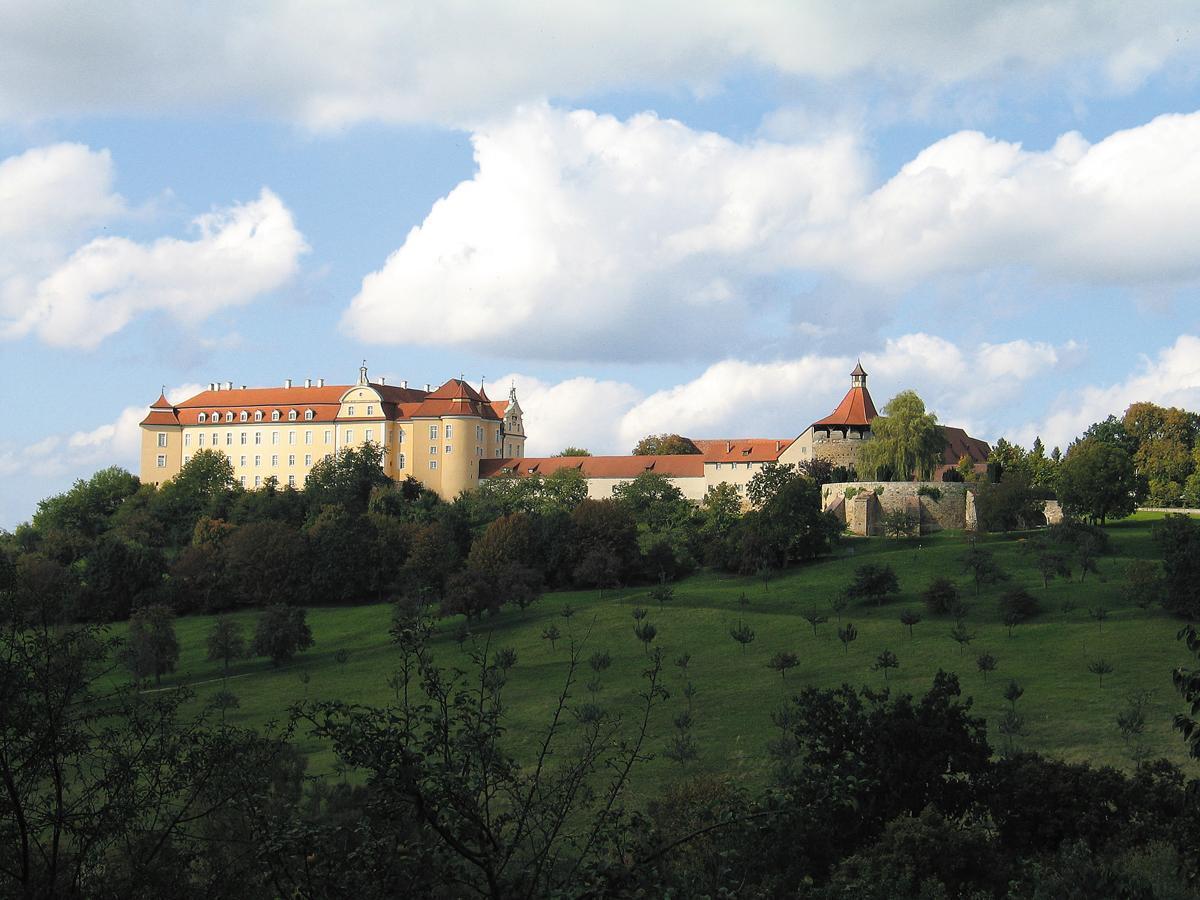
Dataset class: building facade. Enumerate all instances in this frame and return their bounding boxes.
[139,366,526,498]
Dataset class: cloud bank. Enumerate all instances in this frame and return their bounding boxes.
[346,105,1200,360]
[0,2,1196,128]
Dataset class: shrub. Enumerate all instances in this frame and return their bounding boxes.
[916,486,943,502]
[922,577,961,615]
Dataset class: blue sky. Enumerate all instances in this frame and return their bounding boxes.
[2,2,1200,527]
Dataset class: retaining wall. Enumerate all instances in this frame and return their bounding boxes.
[822,481,974,535]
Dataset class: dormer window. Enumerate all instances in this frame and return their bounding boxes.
[240,411,249,422]
[254,411,263,422]
[304,409,314,421]
[288,410,297,421]
[225,412,234,422]
[198,413,207,423]
[271,411,281,422]
[211,411,220,421]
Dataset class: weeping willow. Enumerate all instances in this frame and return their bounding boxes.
[857,390,947,481]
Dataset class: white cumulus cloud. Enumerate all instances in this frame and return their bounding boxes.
[346,106,1200,361]
[1012,335,1200,450]
[0,142,308,348]
[499,334,1078,457]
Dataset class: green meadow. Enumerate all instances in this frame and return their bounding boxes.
[116,511,1199,786]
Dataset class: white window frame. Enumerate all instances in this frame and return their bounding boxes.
[157,432,167,447]
[156,454,166,467]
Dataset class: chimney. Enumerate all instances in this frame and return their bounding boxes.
[726,441,732,454]
[317,378,325,387]
[225,381,233,390]
[776,440,781,453]
[284,378,292,388]
[424,383,431,392]
[241,385,247,390]
[209,382,216,391]
[304,378,311,388]
[401,379,408,388]
[380,376,386,385]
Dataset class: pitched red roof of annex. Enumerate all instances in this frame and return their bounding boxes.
[690,438,793,463]
[812,385,878,428]
[480,455,705,480]
[942,426,990,465]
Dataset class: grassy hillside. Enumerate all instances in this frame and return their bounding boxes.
[115,511,1198,787]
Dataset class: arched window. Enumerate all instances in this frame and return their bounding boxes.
[254,411,263,422]
[225,412,234,422]
[304,409,314,421]
[240,411,249,422]
[288,410,297,421]
[198,413,207,423]
[271,410,281,422]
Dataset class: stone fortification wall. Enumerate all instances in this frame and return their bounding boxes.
[822,481,974,535]
[811,437,864,469]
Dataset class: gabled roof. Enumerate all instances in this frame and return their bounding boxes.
[480,455,705,480]
[942,426,990,465]
[690,438,793,463]
[812,385,878,428]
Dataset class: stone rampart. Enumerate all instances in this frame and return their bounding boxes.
[822,481,973,535]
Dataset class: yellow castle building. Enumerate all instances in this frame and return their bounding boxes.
[140,365,526,497]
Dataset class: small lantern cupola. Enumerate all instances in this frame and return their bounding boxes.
[850,360,867,390]
[358,360,369,385]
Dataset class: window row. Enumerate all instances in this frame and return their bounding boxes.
[183,430,332,447]
[197,409,317,424]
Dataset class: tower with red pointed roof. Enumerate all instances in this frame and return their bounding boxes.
[777,362,879,471]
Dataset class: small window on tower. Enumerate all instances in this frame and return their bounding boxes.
[157,433,167,447]
[156,455,166,467]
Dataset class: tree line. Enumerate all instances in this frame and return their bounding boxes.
[0,444,842,625]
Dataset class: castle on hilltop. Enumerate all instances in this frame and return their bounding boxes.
[139,362,989,506]
[479,362,989,501]
[139,365,526,497]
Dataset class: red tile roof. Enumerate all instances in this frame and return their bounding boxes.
[942,426,990,465]
[812,385,878,427]
[411,379,503,420]
[480,455,705,479]
[690,438,792,463]
[143,378,508,427]
[141,409,180,426]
